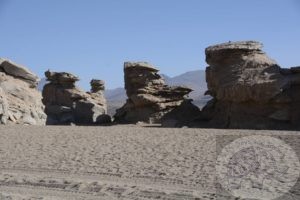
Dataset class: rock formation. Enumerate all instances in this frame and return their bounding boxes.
[0,58,46,125]
[200,41,300,130]
[42,71,111,125]
[114,62,200,125]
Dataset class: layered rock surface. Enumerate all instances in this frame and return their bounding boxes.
[114,62,200,124]
[42,71,110,125]
[0,58,46,125]
[200,41,300,129]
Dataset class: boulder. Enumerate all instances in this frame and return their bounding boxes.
[205,41,286,103]
[114,62,200,125]
[0,58,39,87]
[0,59,46,125]
[199,41,300,130]
[42,71,110,125]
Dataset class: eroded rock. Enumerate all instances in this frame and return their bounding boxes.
[200,41,300,130]
[0,87,8,124]
[114,62,200,125]
[90,79,105,92]
[42,71,111,125]
[0,58,39,87]
[0,58,46,125]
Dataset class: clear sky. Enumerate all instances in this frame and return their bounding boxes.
[0,0,299,89]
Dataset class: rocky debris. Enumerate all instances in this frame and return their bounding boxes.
[114,62,200,125]
[0,58,46,125]
[199,41,300,130]
[42,71,111,125]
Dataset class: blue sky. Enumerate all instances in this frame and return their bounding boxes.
[0,0,299,89]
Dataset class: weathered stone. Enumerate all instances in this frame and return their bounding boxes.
[269,109,290,121]
[0,87,8,124]
[45,70,79,87]
[0,58,39,87]
[114,62,200,125]
[205,41,285,103]
[290,66,300,73]
[42,71,111,125]
[90,79,105,92]
[198,41,300,130]
[161,99,202,127]
[124,61,159,72]
[0,59,46,125]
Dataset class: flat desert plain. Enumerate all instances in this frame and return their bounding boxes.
[0,126,299,200]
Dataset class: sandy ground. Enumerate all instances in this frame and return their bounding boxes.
[0,125,299,200]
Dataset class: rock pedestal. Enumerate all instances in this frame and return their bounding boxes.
[0,58,46,125]
[114,62,200,125]
[90,79,105,92]
[201,41,300,130]
[42,71,110,125]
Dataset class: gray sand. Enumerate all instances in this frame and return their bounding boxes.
[0,126,299,199]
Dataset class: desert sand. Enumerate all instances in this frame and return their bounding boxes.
[0,126,299,199]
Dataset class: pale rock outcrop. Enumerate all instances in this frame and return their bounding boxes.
[200,41,300,130]
[114,62,200,125]
[0,58,39,87]
[0,58,46,125]
[0,87,8,124]
[42,71,110,125]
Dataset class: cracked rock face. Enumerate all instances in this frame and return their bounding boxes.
[201,41,300,130]
[42,71,110,125]
[114,62,200,125]
[0,58,46,125]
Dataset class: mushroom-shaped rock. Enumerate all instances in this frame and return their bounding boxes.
[205,41,285,103]
[199,41,300,130]
[42,71,110,125]
[114,62,200,125]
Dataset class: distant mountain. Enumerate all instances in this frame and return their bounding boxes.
[105,70,211,116]
[162,70,207,100]
[104,87,127,116]
[37,78,48,91]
